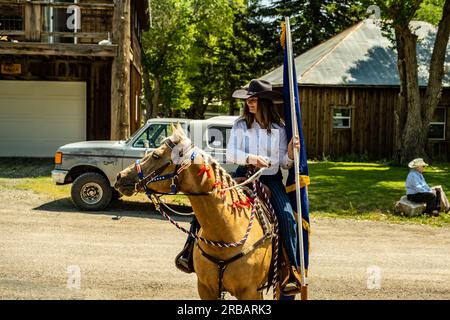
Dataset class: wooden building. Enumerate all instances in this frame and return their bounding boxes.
[262,19,450,161]
[0,0,149,157]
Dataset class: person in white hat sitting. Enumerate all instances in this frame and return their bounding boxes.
[405,158,448,216]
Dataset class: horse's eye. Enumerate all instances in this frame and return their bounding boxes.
[152,153,160,159]
[179,151,183,157]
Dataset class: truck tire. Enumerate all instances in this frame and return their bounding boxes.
[71,172,112,211]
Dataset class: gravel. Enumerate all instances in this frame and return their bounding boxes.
[1,188,449,300]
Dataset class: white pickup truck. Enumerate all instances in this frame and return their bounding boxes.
[52,116,239,210]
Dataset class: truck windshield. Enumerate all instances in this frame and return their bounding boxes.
[121,127,143,144]
[133,123,174,148]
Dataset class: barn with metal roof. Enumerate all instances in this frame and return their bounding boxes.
[260,19,450,160]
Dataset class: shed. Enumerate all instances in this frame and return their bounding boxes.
[261,19,450,160]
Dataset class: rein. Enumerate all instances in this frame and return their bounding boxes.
[150,193,258,248]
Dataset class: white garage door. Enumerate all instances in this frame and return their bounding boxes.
[0,81,86,157]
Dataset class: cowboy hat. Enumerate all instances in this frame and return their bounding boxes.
[232,79,283,102]
[408,158,429,169]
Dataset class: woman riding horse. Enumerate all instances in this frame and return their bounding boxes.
[115,123,275,299]
[176,79,301,295]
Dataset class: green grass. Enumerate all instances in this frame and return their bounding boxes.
[308,161,450,226]
[0,157,191,205]
[1,158,449,226]
[0,157,55,178]
[0,158,71,199]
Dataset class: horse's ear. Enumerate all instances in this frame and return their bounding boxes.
[170,122,176,132]
[176,122,186,136]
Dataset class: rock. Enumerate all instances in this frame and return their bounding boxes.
[394,196,426,217]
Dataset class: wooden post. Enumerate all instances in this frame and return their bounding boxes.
[111,0,131,140]
[24,3,41,42]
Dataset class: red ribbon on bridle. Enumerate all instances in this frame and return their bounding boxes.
[197,164,212,179]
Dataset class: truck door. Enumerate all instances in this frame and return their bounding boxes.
[205,125,236,174]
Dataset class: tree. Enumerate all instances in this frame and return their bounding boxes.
[143,0,257,119]
[368,0,450,163]
[259,0,366,68]
[214,0,266,116]
[142,1,368,119]
[183,0,247,119]
[416,0,446,25]
[142,0,194,119]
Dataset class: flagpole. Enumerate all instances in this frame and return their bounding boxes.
[285,16,308,299]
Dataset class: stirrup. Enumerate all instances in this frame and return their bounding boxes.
[175,242,195,274]
[281,282,301,296]
[281,266,302,296]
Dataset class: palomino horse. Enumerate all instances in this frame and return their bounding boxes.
[114,123,277,300]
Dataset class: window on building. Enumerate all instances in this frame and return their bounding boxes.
[132,5,142,45]
[333,107,352,129]
[0,5,24,31]
[42,0,83,44]
[428,107,446,140]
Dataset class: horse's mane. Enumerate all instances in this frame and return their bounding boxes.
[170,126,250,208]
[209,156,249,206]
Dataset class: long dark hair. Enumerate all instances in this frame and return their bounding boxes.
[241,98,284,133]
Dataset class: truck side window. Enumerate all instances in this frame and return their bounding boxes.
[207,126,230,150]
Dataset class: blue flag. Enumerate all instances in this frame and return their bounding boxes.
[282,28,310,273]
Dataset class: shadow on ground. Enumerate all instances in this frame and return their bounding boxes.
[32,198,193,222]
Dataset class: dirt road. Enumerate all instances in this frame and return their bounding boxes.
[1,188,449,300]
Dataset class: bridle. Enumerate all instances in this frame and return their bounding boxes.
[134,138,212,196]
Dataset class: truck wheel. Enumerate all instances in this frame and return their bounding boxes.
[71,172,112,211]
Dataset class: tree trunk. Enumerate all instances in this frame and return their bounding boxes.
[423,0,450,128]
[394,28,408,163]
[151,77,161,117]
[396,25,425,163]
[228,103,236,116]
[186,96,208,119]
[111,0,132,140]
[228,95,240,116]
[142,64,153,120]
[393,0,450,164]
[142,63,161,119]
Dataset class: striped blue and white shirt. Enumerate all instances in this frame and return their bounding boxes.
[405,169,432,195]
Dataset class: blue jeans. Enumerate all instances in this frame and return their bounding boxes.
[234,166,300,268]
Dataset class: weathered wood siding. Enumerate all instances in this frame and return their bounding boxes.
[426,89,450,161]
[296,86,450,161]
[77,6,113,44]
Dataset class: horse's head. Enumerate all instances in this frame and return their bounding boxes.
[114,123,194,196]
